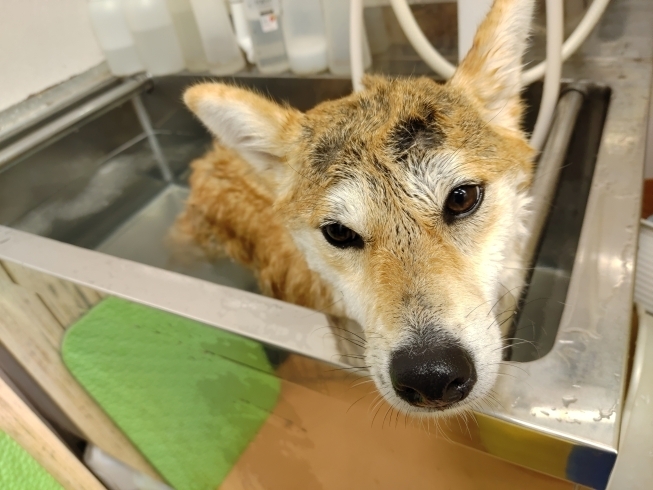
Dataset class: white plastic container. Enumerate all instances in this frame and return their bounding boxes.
[229,0,255,64]
[189,0,245,75]
[166,0,207,72]
[122,0,185,75]
[243,0,289,74]
[323,0,371,76]
[281,0,327,74]
[87,0,144,76]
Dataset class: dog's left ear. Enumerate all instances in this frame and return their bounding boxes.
[449,0,535,133]
[184,83,303,184]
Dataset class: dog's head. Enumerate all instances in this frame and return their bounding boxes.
[184,0,535,414]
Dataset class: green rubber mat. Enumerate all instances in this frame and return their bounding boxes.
[0,431,63,490]
[62,297,281,490]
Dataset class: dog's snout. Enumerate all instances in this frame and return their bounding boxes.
[390,343,477,409]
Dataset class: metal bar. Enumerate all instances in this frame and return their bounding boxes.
[0,70,116,146]
[131,95,173,182]
[0,75,152,171]
[523,86,586,263]
[0,225,343,365]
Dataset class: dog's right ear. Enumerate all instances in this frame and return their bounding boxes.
[184,83,303,181]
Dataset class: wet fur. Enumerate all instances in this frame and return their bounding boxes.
[174,0,536,415]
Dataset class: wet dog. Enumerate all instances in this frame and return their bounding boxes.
[175,0,535,415]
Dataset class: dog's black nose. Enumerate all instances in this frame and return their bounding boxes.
[390,343,477,409]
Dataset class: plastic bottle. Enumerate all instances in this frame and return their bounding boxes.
[280,0,327,74]
[323,0,371,76]
[166,0,207,71]
[243,0,289,74]
[229,0,255,64]
[122,0,185,75]
[189,0,246,75]
[87,0,144,76]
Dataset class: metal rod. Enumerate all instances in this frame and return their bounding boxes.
[131,95,173,182]
[0,74,116,146]
[523,86,586,263]
[0,75,152,172]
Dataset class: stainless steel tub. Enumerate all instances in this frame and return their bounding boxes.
[0,0,650,486]
[0,75,610,363]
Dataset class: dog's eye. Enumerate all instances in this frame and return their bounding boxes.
[445,185,483,218]
[321,223,364,249]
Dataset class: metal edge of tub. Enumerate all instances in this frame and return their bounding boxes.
[0,0,650,486]
[0,63,115,145]
[0,74,152,172]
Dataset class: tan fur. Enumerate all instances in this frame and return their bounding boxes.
[174,0,537,415]
[172,143,337,313]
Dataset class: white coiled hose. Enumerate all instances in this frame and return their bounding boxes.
[350,0,610,150]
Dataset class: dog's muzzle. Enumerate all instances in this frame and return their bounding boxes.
[389,333,477,409]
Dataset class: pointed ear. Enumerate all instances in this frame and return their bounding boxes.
[184,83,303,175]
[448,0,535,132]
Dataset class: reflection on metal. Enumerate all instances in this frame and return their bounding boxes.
[524,87,585,264]
[96,184,259,292]
[0,75,152,171]
[529,407,616,424]
[512,83,610,362]
[0,227,344,361]
[0,63,114,145]
[0,0,650,487]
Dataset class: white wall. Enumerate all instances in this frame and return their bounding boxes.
[0,0,106,112]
